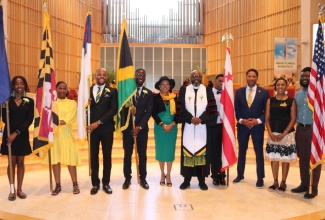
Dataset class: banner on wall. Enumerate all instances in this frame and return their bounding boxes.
[274,38,297,86]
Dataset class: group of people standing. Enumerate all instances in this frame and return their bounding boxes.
[0,66,321,201]
[232,67,321,199]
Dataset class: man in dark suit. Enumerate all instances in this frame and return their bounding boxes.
[210,73,226,186]
[87,68,117,195]
[122,68,153,190]
[233,68,269,188]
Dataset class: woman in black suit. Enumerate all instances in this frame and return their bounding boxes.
[1,76,34,201]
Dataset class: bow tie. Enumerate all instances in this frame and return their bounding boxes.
[216,90,222,94]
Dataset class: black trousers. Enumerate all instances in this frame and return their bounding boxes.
[123,122,148,181]
[90,129,113,187]
[210,124,226,179]
[295,124,322,190]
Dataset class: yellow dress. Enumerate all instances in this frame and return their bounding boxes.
[42,98,81,166]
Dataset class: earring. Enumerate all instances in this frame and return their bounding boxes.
[11,91,16,97]
[23,91,26,97]
[285,91,288,95]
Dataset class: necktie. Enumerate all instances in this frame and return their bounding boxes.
[217,90,222,94]
[136,87,140,101]
[247,88,253,107]
[96,87,101,103]
[134,87,140,106]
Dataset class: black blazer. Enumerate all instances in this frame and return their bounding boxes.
[89,84,117,132]
[127,86,153,132]
[152,93,177,125]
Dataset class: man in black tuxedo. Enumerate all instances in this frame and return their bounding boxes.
[233,68,269,188]
[87,68,117,195]
[122,68,153,190]
[210,73,226,186]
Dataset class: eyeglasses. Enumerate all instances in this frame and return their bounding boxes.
[191,75,202,78]
[136,73,145,77]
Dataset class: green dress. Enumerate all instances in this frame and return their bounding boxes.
[154,104,178,162]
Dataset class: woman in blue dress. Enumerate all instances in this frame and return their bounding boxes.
[152,76,177,187]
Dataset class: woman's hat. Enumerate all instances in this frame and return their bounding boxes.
[155,76,175,90]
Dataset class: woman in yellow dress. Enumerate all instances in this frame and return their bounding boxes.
[42,81,81,195]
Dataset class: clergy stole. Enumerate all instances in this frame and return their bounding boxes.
[183,84,207,167]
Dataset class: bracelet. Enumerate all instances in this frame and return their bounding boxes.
[15,130,20,135]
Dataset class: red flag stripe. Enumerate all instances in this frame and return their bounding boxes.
[220,47,237,172]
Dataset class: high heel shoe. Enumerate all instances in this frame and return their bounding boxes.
[277,181,287,194]
[268,179,279,192]
[166,174,172,187]
[160,175,165,186]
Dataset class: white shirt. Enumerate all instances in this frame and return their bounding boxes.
[212,87,222,124]
[92,84,106,100]
[239,84,261,124]
[245,84,257,102]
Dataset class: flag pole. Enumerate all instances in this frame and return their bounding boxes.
[309,168,313,194]
[87,83,91,177]
[42,0,53,192]
[48,149,53,191]
[222,33,234,187]
[5,100,14,194]
[131,106,140,184]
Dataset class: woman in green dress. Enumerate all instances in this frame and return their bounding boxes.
[152,76,178,187]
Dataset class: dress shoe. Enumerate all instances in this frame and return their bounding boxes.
[8,193,16,201]
[291,185,308,193]
[304,190,318,199]
[212,179,219,186]
[256,178,264,188]
[199,182,208,190]
[219,178,226,186]
[122,179,131,190]
[90,186,99,195]
[17,192,27,199]
[140,180,149,190]
[233,176,244,183]
[179,181,190,190]
[103,185,113,194]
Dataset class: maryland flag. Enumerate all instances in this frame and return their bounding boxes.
[116,19,136,137]
[33,9,59,157]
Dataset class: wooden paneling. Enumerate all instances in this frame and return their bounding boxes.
[7,0,102,92]
[204,0,300,87]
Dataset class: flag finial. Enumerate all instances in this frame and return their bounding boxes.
[318,3,324,15]
[222,33,234,47]
[86,1,93,13]
[43,0,47,11]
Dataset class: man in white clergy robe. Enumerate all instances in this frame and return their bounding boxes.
[176,70,218,190]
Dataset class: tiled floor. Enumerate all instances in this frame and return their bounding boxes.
[0,161,325,220]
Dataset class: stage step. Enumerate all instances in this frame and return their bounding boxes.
[0,118,268,171]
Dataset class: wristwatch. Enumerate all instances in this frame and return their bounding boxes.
[97,120,103,125]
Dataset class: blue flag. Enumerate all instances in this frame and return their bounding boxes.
[0,4,11,105]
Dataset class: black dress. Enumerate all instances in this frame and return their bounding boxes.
[1,96,34,156]
[265,97,296,162]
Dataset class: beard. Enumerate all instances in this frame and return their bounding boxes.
[300,80,309,88]
[192,80,201,87]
